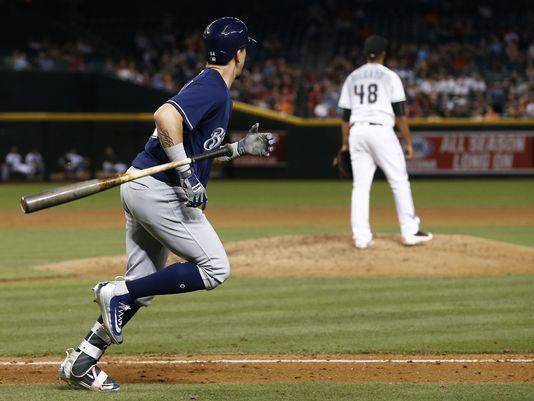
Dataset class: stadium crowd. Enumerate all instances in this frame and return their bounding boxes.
[3,3,533,119]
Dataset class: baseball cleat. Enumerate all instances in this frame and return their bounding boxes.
[355,239,374,249]
[402,231,433,246]
[59,348,120,392]
[93,281,133,344]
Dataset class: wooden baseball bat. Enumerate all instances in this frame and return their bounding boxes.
[20,144,233,214]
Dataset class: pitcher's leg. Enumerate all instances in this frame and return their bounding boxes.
[350,143,377,247]
[372,132,419,237]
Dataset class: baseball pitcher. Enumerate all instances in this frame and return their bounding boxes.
[58,17,275,391]
[338,35,432,248]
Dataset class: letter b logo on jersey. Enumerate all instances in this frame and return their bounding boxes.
[204,127,226,150]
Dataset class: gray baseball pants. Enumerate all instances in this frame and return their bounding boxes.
[119,168,230,306]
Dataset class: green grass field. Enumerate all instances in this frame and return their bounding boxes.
[2,275,533,356]
[2,178,534,210]
[1,179,533,400]
[1,383,533,401]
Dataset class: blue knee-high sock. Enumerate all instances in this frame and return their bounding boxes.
[76,306,140,362]
[97,302,140,328]
[125,262,206,300]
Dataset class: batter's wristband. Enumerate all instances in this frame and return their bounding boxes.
[163,143,189,172]
[219,142,240,161]
[229,142,240,158]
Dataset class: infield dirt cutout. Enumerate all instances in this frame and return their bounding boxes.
[1,354,533,384]
[4,206,534,228]
[35,233,534,278]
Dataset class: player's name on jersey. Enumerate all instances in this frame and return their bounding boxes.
[350,69,387,81]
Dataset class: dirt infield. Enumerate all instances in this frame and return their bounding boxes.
[1,355,533,384]
[4,206,534,228]
[35,233,534,279]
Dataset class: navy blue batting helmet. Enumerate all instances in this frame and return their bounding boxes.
[203,17,256,65]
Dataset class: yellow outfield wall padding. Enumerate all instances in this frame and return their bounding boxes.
[1,103,534,127]
[0,112,154,122]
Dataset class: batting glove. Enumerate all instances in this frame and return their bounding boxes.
[178,168,207,208]
[238,123,276,156]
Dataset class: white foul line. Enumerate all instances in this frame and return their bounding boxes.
[1,358,533,366]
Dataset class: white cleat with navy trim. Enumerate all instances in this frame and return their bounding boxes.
[93,281,132,344]
[58,348,120,392]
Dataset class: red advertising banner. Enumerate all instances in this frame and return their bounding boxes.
[407,131,534,174]
[230,131,287,167]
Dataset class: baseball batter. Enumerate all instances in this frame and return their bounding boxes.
[58,17,275,392]
[338,35,432,248]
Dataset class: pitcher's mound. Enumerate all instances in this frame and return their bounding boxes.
[225,233,534,277]
[36,234,534,278]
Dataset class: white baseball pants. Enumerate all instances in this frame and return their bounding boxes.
[349,124,420,244]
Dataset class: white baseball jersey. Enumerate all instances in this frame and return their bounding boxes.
[25,152,43,166]
[5,152,32,175]
[5,152,23,167]
[338,63,421,246]
[338,63,406,128]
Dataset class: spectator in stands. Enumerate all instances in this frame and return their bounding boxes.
[2,146,33,181]
[483,105,499,121]
[525,96,534,117]
[3,2,533,119]
[101,147,127,176]
[59,148,89,180]
[25,148,45,180]
[9,51,30,71]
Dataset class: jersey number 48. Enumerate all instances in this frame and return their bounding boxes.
[354,83,378,104]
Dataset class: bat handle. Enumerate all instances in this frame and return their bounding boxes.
[191,144,233,162]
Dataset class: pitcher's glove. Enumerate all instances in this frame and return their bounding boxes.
[178,168,207,208]
[333,148,352,179]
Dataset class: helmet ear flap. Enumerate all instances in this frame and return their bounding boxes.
[208,50,217,64]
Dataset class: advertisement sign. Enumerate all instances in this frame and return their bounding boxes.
[407,131,534,174]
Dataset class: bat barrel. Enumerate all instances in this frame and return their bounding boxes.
[20,179,105,213]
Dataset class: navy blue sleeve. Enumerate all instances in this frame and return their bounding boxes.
[167,81,223,131]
